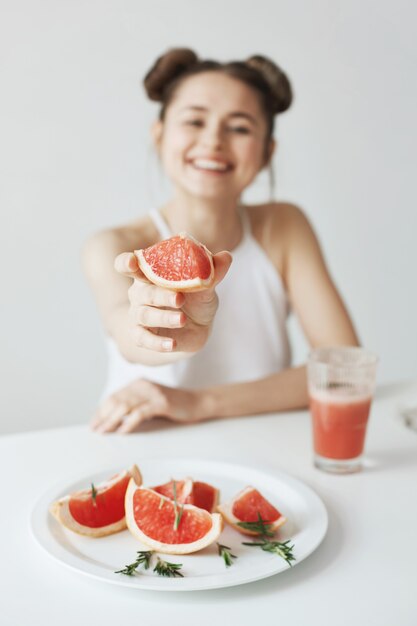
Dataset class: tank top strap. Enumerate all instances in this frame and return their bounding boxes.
[239,206,252,238]
[149,208,172,240]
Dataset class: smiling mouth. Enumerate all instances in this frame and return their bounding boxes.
[189,158,233,173]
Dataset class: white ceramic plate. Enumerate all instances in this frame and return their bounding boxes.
[30,458,328,591]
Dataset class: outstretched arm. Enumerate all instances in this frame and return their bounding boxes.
[91,205,359,433]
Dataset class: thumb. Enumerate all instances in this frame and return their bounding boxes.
[114,252,148,281]
[212,251,233,287]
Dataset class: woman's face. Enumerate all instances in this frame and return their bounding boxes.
[154,72,273,201]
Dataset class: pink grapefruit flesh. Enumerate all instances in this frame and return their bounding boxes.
[135,233,215,292]
[151,478,219,513]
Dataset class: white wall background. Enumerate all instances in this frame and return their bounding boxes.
[1,0,416,434]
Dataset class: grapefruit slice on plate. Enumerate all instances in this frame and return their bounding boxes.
[50,465,142,537]
[188,481,220,513]
[125,483,223,554]
[135,232,214,292]
[217,486,286,536]
[151,478,219,513]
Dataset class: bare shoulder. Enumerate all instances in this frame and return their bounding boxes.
[246,202,318,279]
[247,201,313,236]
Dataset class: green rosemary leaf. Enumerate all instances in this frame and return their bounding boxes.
[172,479,184,531]
[242,539,296,566]
[236,512,275,537]
[91,483,98,507]
[217,543,237,567]
[261,540,296,566]
[115,550,153,576]
[153,557,184,578]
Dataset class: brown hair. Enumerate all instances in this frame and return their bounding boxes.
[143,48,293,140]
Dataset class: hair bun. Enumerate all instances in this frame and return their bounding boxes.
[143,48,199,101]
[246,55,293,113]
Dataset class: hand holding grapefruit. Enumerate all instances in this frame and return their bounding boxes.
[113,237,232,356]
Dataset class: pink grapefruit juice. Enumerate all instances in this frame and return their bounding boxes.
[310,390,372,460]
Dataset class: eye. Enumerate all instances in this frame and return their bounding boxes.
[183,119,204,128]
[228,126,251,135]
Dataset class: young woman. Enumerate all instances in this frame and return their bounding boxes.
[84,48,359,433]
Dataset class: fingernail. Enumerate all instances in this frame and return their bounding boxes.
[173,313,183,326]
[162,339,173,351]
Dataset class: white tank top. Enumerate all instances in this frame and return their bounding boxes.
[101,208,291,398]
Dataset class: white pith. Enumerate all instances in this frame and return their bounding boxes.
[125,482,223,555]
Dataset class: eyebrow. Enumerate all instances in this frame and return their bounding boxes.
[179,106,258,125]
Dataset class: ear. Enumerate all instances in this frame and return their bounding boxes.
[263,139,276,167]
[151,119,163,151]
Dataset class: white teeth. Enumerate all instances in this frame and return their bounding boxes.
[192,159,229,172]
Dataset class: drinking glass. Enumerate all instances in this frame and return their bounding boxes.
[307,347,378,474]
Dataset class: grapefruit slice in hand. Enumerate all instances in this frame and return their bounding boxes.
[49,465,142,537]
[125,482,223,554]
[217,486,286,536]
[134,232,215,292]
[152,478,220,513]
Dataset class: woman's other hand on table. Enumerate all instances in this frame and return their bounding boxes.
[90,379,207,434]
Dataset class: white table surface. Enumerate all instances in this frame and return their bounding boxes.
[1,380,416,626]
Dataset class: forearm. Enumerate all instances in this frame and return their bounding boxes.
[197,365,308,420]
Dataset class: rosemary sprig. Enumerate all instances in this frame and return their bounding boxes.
[238,512,295,566]
[153,557,184,578]
[115,551,153,576]
[91,483,98,507]
[236,512,275,537]
[242,539,296,566]
[217,543,237,567]
[172,479,184,531]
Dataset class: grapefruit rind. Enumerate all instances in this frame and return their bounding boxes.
[49,465,142,538]
[134,232,215,292]
[125,481,223,554]
[217,486,286,536]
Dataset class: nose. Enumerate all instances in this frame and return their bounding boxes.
[200,122,223,151]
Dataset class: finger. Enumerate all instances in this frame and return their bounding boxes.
[212,251,233,287]
[131,325,176,352]
[135,305,186,329]
[93,401,132,433]
[138,283,185,309]
[117,405,154,434]
[90,395,120,429]
[114,252,147,281]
